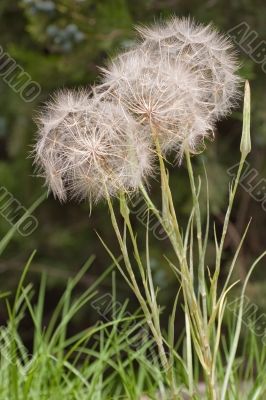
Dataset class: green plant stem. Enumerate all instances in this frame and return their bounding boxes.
[106,193,171,381]
[185,150,208,333]
[212,155,246,307]
[149,125,217,400]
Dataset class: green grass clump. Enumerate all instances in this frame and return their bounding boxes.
[0,257,266,400]
[1,83,266,399]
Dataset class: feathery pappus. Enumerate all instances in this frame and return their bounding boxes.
[33,92,154,203]
[33,17,240,203]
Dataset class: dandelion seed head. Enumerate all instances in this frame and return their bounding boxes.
[100,46,213,157]
[137,17,241,119]
[33,17,241,203]
[33,91,153,203]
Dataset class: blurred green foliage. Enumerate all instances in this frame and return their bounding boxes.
[0,0,266,326]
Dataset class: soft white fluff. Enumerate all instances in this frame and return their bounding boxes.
[99,46,214,157]
[33,17,240,203]
[33,92,153,202]
[137,17,240,119]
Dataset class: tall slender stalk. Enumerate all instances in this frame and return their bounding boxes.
[148,124,217,400]
[185,150,208,332]
[101,82,253,400]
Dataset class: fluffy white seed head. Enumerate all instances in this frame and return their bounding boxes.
[99,46,213,157]
[33,17,240,203]
[137,17,241,119]
[33,91,154,203]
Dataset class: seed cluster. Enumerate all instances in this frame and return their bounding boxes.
[33,17,240,203]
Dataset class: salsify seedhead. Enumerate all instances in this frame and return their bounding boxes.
[98,17,239,157]
[137,17,241,119]
[33,91,153,203]
[33,17,240,202]
[99,46,213,156]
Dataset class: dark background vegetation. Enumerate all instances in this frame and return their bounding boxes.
[0,0,266,336]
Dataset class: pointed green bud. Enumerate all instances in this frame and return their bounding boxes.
[240,80,251,157]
